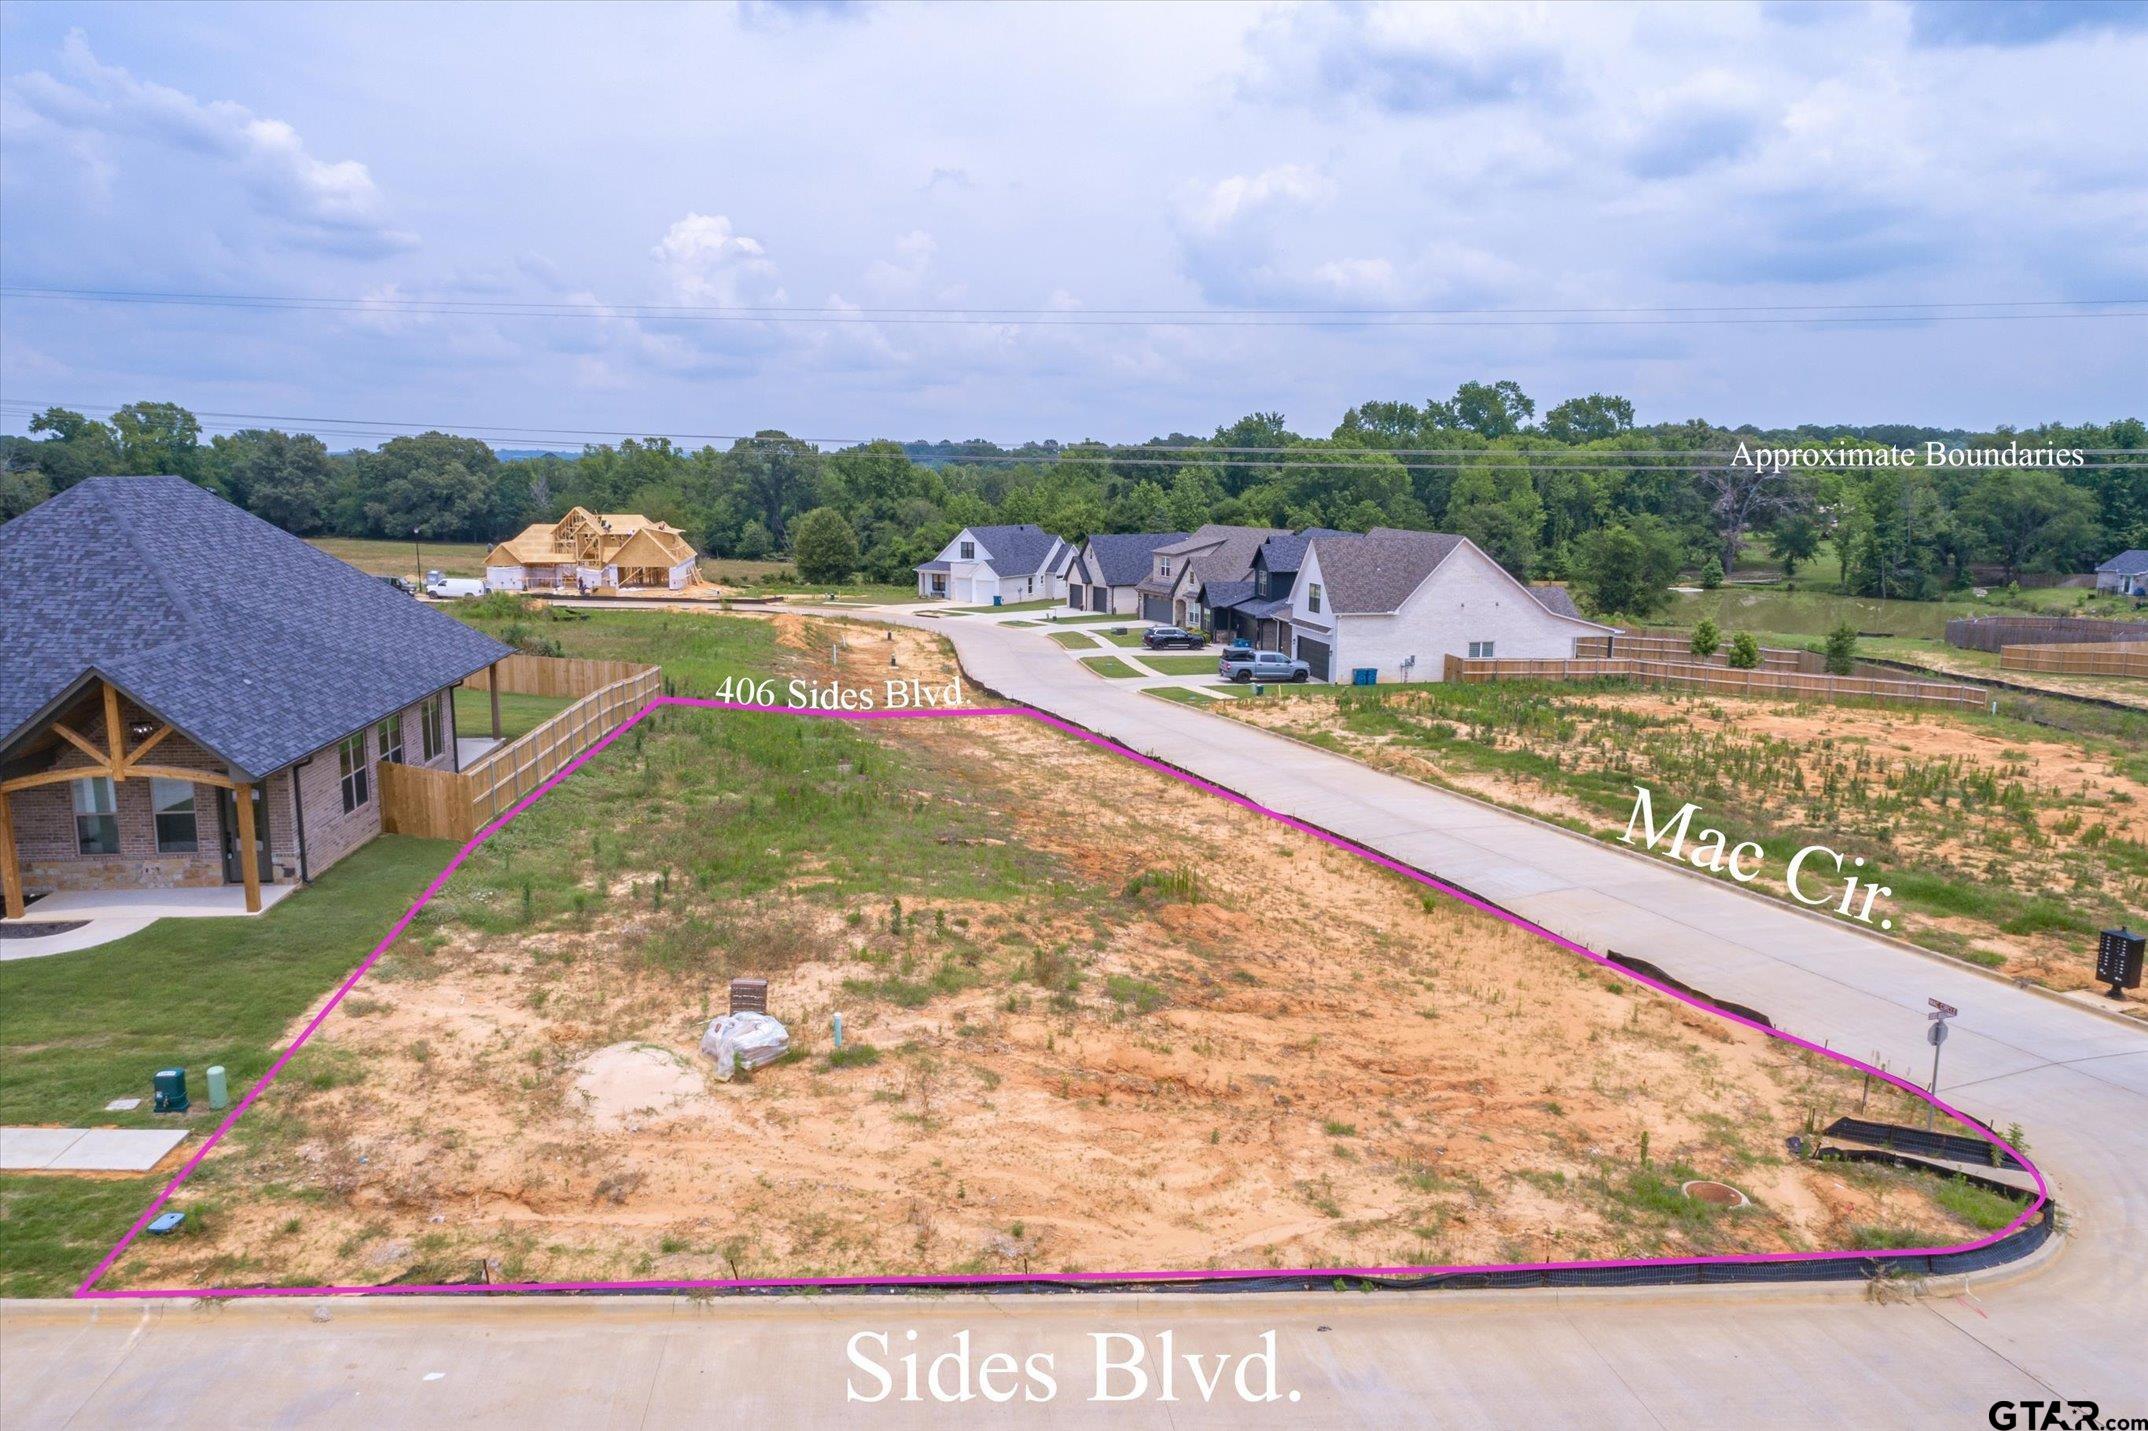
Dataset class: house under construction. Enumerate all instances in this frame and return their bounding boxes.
[484,508,700,593]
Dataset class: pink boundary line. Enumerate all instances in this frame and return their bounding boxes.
[75,696,2051,1301]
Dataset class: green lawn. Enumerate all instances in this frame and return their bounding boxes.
[454,687,573,742]
[1078,655,1144,679]
[1050,630,1104,649]
[1039,613,1136,626]
[1135,654,1222,676]
[946,598,1061,613]
[0,836,454,1296]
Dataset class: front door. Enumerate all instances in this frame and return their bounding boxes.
[218,785,270,885]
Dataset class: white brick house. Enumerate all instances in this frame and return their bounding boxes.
[1286,530,1612,682]
[914,524,1071,604]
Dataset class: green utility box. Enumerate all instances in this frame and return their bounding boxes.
[154,1067,190,1113]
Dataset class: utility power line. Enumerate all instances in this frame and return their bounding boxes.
[4,285,2145,328]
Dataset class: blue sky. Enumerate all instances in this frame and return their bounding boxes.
[2,0,2144,446]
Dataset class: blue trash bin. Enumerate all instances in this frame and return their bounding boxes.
[1352,667,1378,686]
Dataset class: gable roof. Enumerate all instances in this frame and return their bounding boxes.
[1255,527,1346,575]
[1305,531,1464,614]
[2098,549,2148,573]
[1203,579,1258,611]
[1,477,511,779]
[1077,531,1188,586]
[959,524,1063,578]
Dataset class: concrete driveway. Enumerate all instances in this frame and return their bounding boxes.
[7,607,2143,1426]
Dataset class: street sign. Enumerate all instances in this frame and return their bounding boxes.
[1927,1020,1949,1048]
[1928,998,1959,1018]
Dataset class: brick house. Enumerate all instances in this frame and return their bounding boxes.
[0,477,512,920]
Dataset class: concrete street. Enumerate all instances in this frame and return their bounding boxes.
[5,604,2143,1427]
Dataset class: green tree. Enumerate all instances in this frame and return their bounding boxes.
[1726,632,1761,669]
[0,463,53,520]
[1542,393,1634,444]
[1958,467,2102,581]
[208,429,336,533]
[23,407,122,489]
[1700,554,1723,589]
[1572,519,1682,617]
[1824,624,1858,676]
[732,520,774,559]
[1690,619,1721,657]
[790,506,860,583]
[1768,510,1823,576]
[110,401,203,480]
[1433,380,1536,438]
[352,432,502,541]
[1446,454,1544,574]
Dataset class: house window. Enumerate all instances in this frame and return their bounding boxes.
[151,778,198,853]
[1468,641,1497,659]
[73,777,118,854]
[1157,559,1170,577]
[377,715,404,767]
[960,540,975,559]
[420,695,445,762]
[1307,582,1323,614]
[338,733,371,813]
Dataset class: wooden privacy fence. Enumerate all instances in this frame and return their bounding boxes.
[1579,632,1824,674]
[459,654,652,699]
[380,658,663,841]
[1946,615,2148,652]
[2000,641,2148,678]
[1443,653,1990,711]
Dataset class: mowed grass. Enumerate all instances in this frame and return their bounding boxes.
[1136,654,1222,676]
[309,536,491,579]
[0,837,452,1297]
[1078,655,1145,679]
[453,687,573,743]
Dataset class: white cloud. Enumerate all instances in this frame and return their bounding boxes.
[1181,164,1333,236]
[3,30,414,256]
[651,212,785,306]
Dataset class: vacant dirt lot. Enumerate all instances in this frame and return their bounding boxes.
[1224,682,2147,1003]
[110,622,2014,1291]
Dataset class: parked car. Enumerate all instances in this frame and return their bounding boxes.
[1218,649,1311,683]
[1141,625,1206,650]
[424,576,487,599]
[380,575,418,596]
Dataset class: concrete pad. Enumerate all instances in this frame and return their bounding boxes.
[0,1127,84,1170]
[40,1128,187,1172]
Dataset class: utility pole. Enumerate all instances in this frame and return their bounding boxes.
[413,526,423,581]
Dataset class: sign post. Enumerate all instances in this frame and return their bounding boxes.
[1925,998,1957,1131]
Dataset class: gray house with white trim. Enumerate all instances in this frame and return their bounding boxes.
[1063,532,1187,614]
[914,524,1071,604]
[2096,549,2148,596]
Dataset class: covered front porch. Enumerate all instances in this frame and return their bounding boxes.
[1,677,284,924]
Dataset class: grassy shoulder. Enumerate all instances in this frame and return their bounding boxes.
[1220,680,2146,1003]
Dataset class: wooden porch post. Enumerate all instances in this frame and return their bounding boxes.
[489,662,503,739]
[0,790,23,921]
[234,781,261,914]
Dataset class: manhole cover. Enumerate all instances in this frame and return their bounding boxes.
[1681,1180,1750,1208]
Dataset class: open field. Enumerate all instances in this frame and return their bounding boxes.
[99,614,2009,1292]
[1220,682,2147,1006]
[310,536,490,579]
[0,840,455,1296]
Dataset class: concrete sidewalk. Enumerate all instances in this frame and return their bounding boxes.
[0,1127,186,1172]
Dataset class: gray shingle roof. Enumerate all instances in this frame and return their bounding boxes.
[2098,550,2148,572]
[1203,579,1258,610]
[0,477,512,779]
[1256,527,1346,575]
[1529,584,1583,619]
[1076,531,1187,586]
[1306,531,1463,614]
[966,524,1062,578]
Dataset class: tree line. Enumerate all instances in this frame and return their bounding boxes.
[3,387,2140,616]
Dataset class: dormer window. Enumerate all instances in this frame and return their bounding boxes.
[1157,558,1170,577]
[960,541,975,559]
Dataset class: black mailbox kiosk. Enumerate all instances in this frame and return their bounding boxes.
[2098,928,2145,1000]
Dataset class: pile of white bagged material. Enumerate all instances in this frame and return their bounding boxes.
[699,1011,790,1080]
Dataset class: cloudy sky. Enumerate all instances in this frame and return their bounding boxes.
[2,0,2144,447]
